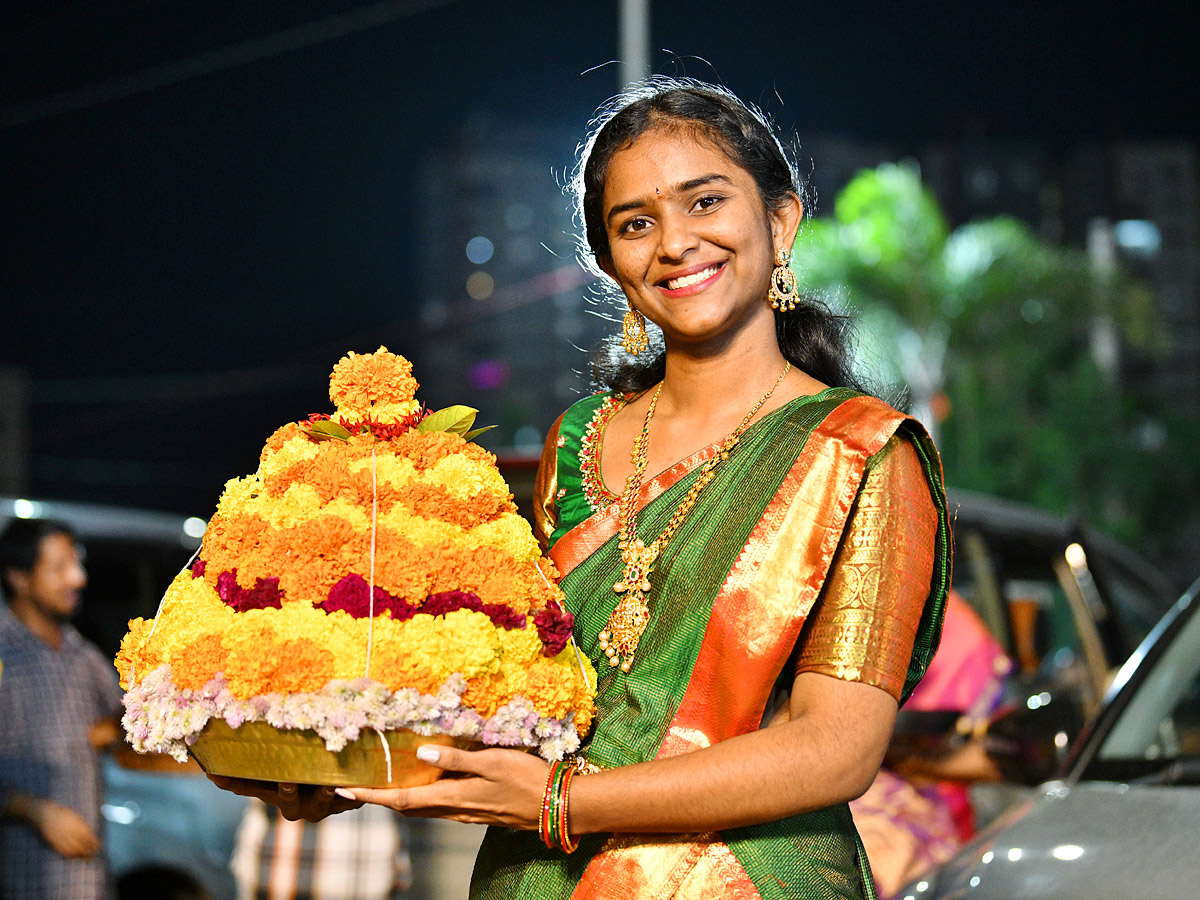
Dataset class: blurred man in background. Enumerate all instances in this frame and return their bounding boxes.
[0,518,124,900]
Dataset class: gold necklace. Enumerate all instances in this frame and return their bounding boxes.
[598,362,792,672]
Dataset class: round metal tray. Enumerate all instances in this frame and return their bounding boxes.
[188,719,481,787]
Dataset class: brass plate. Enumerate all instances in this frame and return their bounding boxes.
[188,719,482,787]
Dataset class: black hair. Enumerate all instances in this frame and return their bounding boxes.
[117,866,211,900]
[573,76,864,394]
[0,518,77,597]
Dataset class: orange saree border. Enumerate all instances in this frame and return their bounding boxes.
[570,395,908,900]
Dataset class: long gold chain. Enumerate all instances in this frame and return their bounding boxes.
[598,362,792,672]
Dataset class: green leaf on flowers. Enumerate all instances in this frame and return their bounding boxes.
[301,420,351,442]
[462,425,497,441]
[417,405,478,436]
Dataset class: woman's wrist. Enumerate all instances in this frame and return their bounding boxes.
[539,760,581,852]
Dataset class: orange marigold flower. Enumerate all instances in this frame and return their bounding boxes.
[221,621,285,698]
[329,347,418,417]
[520,659,579,720]
[262,422,303,460]
[395,482,508,529]
[387,431,464,470]
[171,633,226,691]
[271,639,335,693]
[115,618,157,689]
[463,671,511,719]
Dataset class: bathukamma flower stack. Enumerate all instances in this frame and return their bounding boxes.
[117,347,594,772]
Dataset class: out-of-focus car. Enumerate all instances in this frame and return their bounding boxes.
[948,487,1177,716]
[898,574,1200,900]
[0,496,247,900]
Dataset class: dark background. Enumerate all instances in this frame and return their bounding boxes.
[2,0,1196,515]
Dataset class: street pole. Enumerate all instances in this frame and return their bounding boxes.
[619,0,650,87]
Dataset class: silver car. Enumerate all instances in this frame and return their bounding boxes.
[899,575,1200,900]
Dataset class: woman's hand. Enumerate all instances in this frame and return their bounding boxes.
[206,775,364,822]
[338,744,549,829]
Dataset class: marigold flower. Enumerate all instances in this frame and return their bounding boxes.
[329,347,419,420]
[113,348,595,756]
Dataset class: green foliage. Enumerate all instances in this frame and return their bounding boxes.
[794,163,1189,561]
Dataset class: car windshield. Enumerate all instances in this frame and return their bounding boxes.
[1089,598,1200,784]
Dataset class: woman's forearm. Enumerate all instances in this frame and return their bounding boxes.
[569,675,896,834]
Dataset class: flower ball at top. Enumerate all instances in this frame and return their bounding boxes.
[329,346,420,423]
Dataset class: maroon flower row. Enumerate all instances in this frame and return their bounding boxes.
[191,560,573,657]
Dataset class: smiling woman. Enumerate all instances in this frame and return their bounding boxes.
[337,78,953,900]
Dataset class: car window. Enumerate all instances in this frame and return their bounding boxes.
[953,526,1092,689]
[1097,605,1200,770]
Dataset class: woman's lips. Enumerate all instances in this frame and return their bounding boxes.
[658,262,726,296]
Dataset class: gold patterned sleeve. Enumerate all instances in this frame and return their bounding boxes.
[531,413,565,554]
[793,434,938,701]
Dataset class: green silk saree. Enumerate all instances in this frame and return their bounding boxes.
[471,388,951,900]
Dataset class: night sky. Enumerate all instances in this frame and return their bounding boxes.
[3,0,1197,514]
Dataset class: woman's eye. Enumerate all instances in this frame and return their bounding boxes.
[694,194,723,211]
[619,216,651,235]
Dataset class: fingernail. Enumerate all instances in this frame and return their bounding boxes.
[334,788,356,800]
[416,745,440,763]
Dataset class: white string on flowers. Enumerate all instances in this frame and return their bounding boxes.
[373,727,393,783]
[533,559,591,694]
[365,446,378,679]
[127,540,203,689]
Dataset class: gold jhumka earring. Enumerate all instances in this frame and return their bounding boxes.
[767,248,799,312]
[621,301,649,355]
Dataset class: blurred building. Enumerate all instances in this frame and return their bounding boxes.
[802,133,901,215]
[918,135,1199,412]
[409,113,611,451]
[0,369,29,494]
[1084,142,1195,410]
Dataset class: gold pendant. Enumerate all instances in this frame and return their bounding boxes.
[600,538,657,671]
[598,589,650,673]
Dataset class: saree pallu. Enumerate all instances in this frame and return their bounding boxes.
[471,389,952,900]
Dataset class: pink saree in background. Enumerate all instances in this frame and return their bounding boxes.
[851,591,1012,898]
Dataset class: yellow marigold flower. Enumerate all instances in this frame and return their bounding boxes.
[258,482,322,529]
[322,497,370,532]
[470,514,542,564]
[425,453,509,502]
[378,506,461,550]
[115,617,156,689]
[214,474,264,520]
[353,452,417,488]
[259,432,320,481]
[364,399,421,421]
[496,620,543,664]
[329,347,419,420]
[393,610,502,682]
[144,576,235,669]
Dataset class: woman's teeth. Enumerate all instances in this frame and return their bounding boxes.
[665,264,720,290]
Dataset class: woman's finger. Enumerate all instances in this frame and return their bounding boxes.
[413,743,480,774]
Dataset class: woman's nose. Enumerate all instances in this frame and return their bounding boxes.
[655,211,699,261]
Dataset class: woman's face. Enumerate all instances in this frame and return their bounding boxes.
[598,126,800,351]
